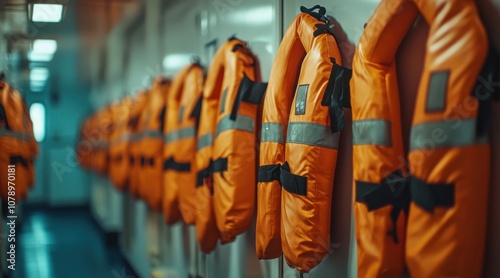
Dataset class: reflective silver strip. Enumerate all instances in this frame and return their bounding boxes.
[410,119,477,151]
[143,129,163,139]
[130,132,146,142]
[220,88,227,114]
[0,129,30,141]
[165,126,196,143]
[352,119,392,146]
[261,123,284,144]
[286,122,340,149]
[197,133,213,151]
[110,132,131,145]
[215,115,254,138]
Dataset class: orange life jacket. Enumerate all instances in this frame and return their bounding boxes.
[127,90,149,198]
[108,97,133,191]
[163,63,204,224]
[256,6,351,273]
[351,0,492,277]
[22,101,38,189]
[86,106,112,177]
[77,117,92,170]
[195,38,266,253]
[137,78,170,211]
[0,82,31,201]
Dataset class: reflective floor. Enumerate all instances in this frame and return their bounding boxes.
[9,207,135,278]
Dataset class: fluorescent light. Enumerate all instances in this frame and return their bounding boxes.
[29,103,46,142]
[33,40,57,55]
[28,40,57,61]
[32,4,63,23]
[162,54,191,72]
[28,52,53,62]
[30,68,49,82]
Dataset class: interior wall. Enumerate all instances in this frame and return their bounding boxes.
[86,0,500,277]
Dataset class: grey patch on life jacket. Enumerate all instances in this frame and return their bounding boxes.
[352,119,392,147]
[426,70,449,112]
[178,106,185,123]
[410,119,478,151]
[286,122,340,149]
[295,84,308,115]
[220,88,228,114]
[261,122,284,144]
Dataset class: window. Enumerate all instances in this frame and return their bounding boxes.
[29,102,46,142]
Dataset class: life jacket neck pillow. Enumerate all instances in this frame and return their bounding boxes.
[127,90,149,198]
[195,38,267,253]
[136,78,170,211]
[0,83,34,200]
[351,0,490,277]
[108,97,133,191]
[163,63,205,225]
[256,5,351,272]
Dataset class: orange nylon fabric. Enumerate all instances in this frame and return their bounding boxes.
[351,0,489,277]
[0,82,33,201]
[163,64,204,224]
[108,97,133,191]
[257,9,344,272]
[138,78,170,211]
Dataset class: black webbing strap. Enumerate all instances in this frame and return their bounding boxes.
[313,24,334,37]
[355,170,410,243]
[0,104,9,129]
[280,162,307,196]
[230,74,268,121]
[163,157,191,172]
[158,105,167,133]
[212,157,228,173]
[128,116,140,128]
[148,157,155,167]
[410,176,454,213]
[9,156,28,167]
[140,156,146,167]
[190,95,203,131]
[196,159,213,187]
[475,46,500,138]
[232,44,245,53]
[257,162,307,196]
[300,5,328,23]
[321,58,352,133]
[258,164,281,183]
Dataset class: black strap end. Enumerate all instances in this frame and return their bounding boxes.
[280,162,307,196]
[230,74,267,121]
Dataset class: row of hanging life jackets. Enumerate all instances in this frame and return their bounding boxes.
[77,2,499,276]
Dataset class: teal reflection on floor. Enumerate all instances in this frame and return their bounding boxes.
[12,207,135,278]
